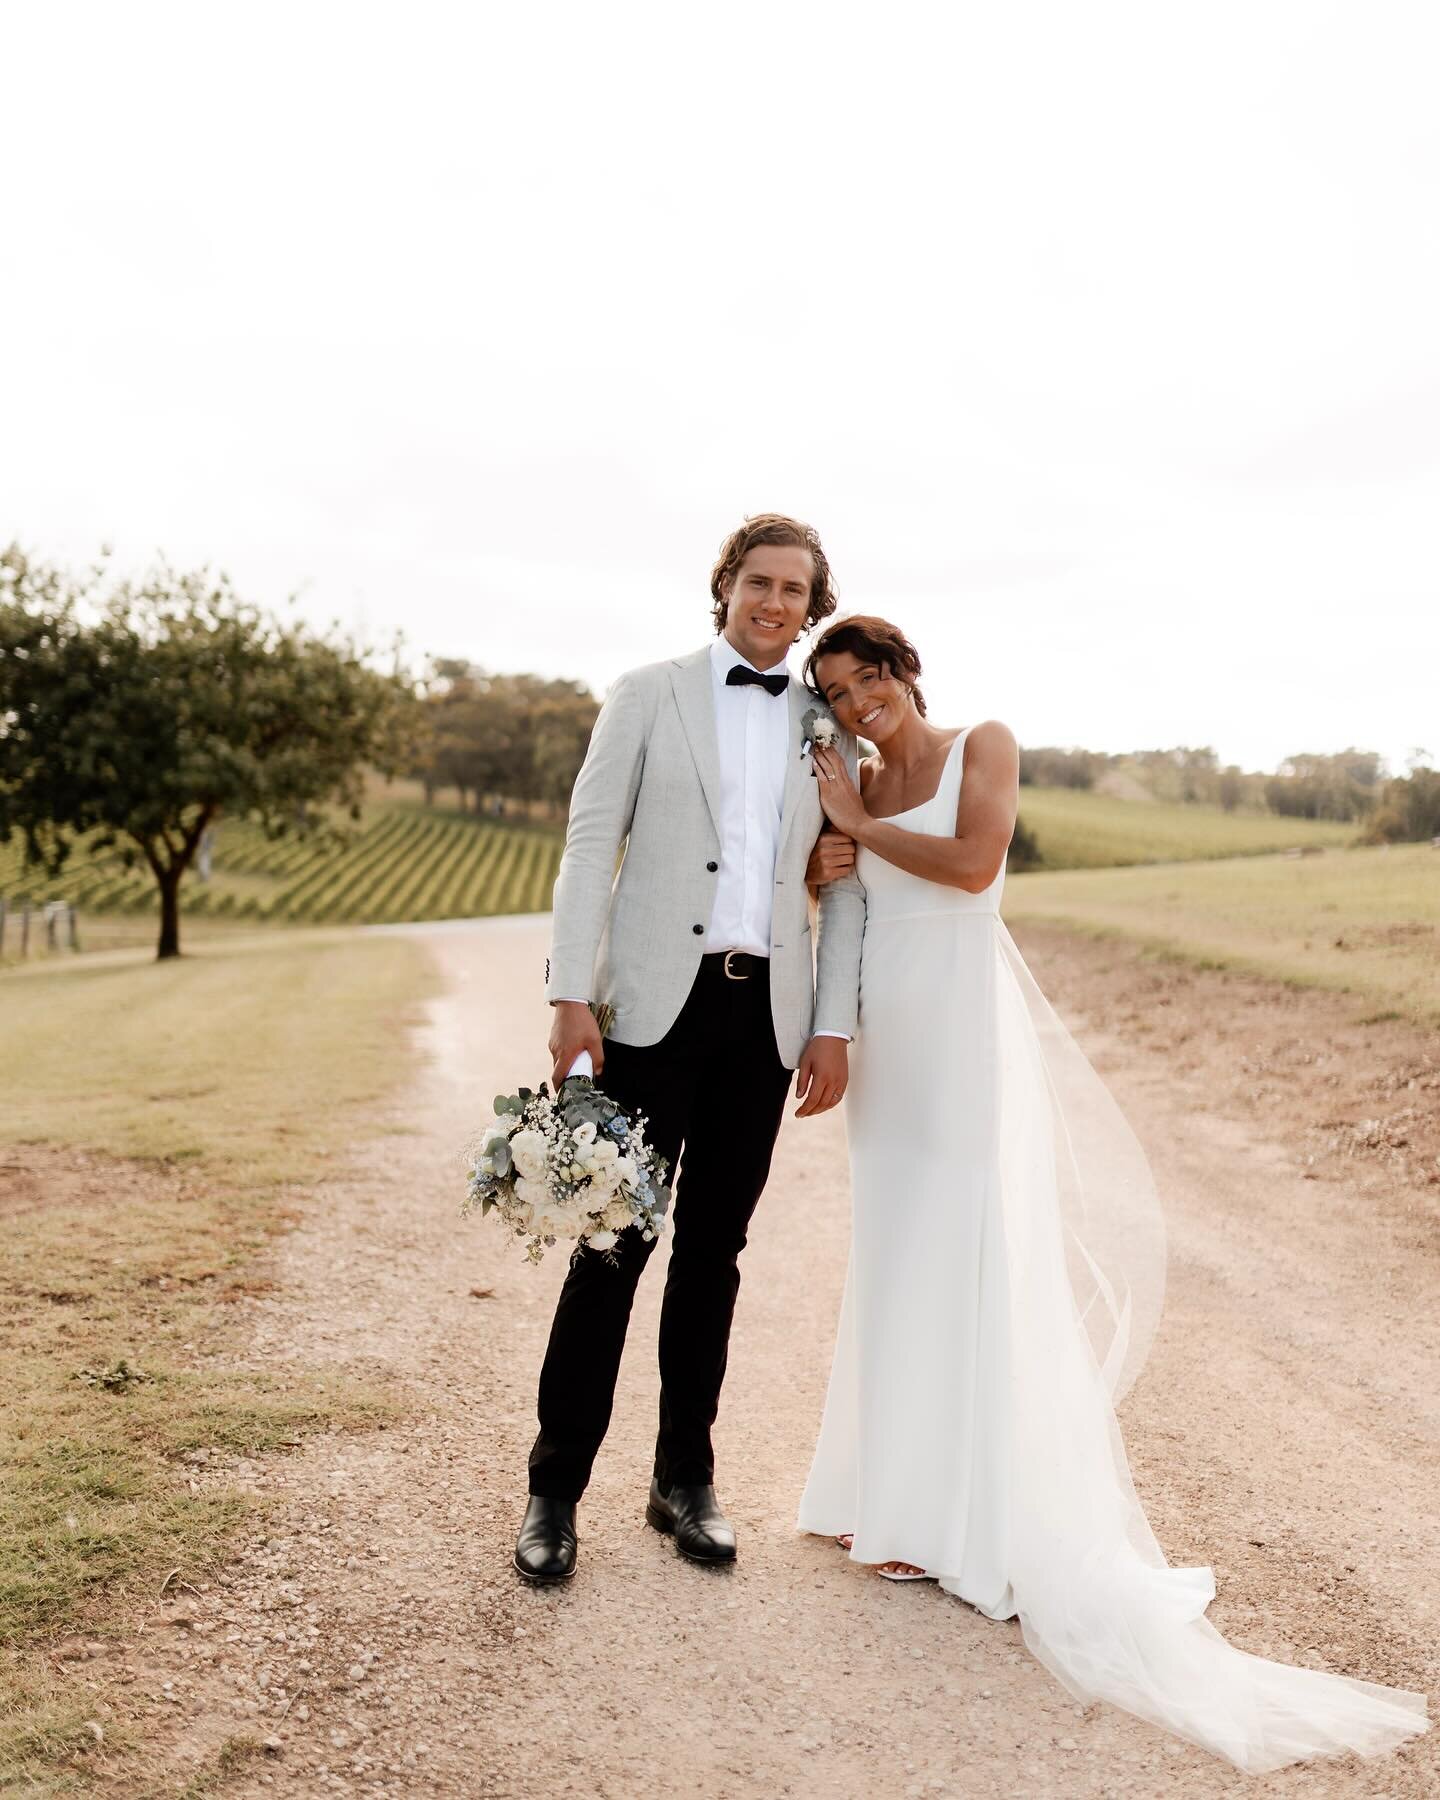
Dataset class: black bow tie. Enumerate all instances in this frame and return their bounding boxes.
[726,664,789,698]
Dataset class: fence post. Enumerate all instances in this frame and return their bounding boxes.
[45,903,58,952]
[20,903,31,958]
[68,904,80,952]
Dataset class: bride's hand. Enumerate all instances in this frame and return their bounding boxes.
[811,746,867,836]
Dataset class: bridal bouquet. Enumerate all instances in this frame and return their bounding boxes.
[463,1074,671,1264]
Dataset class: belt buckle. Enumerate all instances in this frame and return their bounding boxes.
[723,949,748,981]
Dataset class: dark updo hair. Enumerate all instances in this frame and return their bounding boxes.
[803,613,928,718]
[710,512,839,634]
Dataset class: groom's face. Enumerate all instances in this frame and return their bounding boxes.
[721,546,814,670]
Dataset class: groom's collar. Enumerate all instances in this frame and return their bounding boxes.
[709,633,793,682]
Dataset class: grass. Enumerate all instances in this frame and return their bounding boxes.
[1017,786,1356,869]
[0,929,438,1792]
[0,931,430,1174]
[1005,842,1440,1022]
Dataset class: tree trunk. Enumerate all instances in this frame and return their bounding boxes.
[156,871,182,959]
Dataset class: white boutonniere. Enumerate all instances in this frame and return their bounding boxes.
[800,706,839,760]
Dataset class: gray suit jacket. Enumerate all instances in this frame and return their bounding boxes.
[546,643,866,1069]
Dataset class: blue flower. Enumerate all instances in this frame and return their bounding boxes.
[605,1115,629,1139]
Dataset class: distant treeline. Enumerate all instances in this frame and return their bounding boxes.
[1020,745,1232,801]
[1019,743,1438,842]
[417,668,1439,845]
[411,662,600,818]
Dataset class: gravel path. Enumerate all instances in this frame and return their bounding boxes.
[116,915,1436,1797]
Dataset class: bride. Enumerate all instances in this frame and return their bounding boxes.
[795,612,1428,1774]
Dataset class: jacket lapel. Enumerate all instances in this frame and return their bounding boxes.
[776,679,815,859]
[669,647,724,842]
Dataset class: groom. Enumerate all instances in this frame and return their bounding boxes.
[515,513,867,1582]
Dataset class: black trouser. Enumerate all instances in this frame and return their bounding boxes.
[527,955,793,1501]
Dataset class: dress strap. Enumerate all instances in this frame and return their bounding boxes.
[935,727,971,828]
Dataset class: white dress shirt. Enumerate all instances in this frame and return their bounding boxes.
[706,633,790,957]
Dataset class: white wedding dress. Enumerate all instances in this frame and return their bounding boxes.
[798,729,1428,1773]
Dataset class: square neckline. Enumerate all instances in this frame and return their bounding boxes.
[862,728,969,823]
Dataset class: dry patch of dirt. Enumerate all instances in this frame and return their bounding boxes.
[0,1143,198,1222]
[1013,921,1440,1212]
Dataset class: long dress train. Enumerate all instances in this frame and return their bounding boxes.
[798,728,1428,1774]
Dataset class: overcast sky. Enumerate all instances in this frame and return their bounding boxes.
[3,1,1436,773]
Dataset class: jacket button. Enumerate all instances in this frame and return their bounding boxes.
[692,924,704,935]
[706,861,718,872]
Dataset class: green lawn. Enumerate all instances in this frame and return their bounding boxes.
[0,930,437,1789]
[1005,843,1440,1021]
[1017,786,1356,869]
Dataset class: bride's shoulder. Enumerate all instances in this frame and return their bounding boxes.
[858,755,880,794]
[961,719,1018,762]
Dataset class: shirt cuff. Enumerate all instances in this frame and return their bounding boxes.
[812,1029,852,1042]
[550,997,590,1005]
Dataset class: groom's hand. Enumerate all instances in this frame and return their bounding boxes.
[549,1000,604,1088]
[805,829,857,893]
[794,1035,848,1118]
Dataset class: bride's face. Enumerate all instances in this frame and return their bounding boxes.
[814,650,911,743]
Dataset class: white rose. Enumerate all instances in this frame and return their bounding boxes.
[613,1155,637,1187]
[812,714,838,746]
[572,1120,597,1146]
[587,1229,617,1252]
[509,1129,548,1181]
[585,1165,620,1200]
[507,1183,538,1229]
[536,1202,583,1240]
[589,1138,619,1169]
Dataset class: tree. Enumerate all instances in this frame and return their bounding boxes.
[0,547,420,959]
[1017,746,1099,790]
[410,662,599,817]
[1363,751,1440,844]
[1265,749,1384,822]
[1007,815,1043,872]
[1132,746,1221,804]
[1218,765,1245,813]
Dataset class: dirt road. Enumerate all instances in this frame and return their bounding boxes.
[117,915,1437,1797]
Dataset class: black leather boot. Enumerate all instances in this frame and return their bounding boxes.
[514,1496,578,1583]
[645,1477,737,1564]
